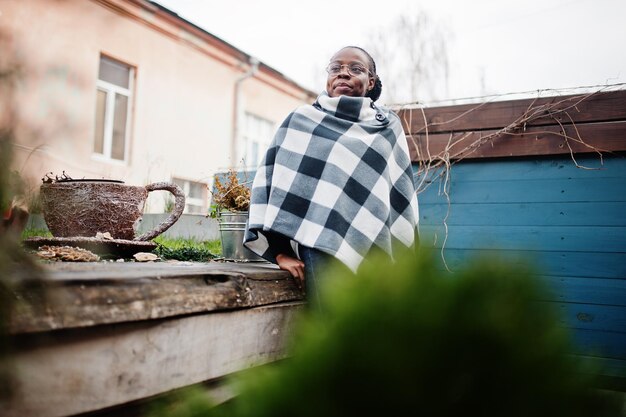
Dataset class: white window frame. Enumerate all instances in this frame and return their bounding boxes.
[93,58,134,164]
[242,113,275,168]
[172,177,208,214]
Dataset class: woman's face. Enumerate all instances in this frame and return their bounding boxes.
[326,48,375,98]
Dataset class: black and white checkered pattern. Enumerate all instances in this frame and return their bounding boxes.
[244,92,418,272]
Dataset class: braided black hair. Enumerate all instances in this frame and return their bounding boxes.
[341,46,383,102]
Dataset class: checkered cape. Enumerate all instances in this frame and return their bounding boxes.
[244,92,418,272]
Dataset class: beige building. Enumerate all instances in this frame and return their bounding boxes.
[1,0,316,213]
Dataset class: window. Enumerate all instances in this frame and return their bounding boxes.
[94,55,134,162]
[242,113,275,167]
[173,178,208,214]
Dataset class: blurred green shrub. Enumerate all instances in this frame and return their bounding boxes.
[152,247,621,417]
[1,137,47,401]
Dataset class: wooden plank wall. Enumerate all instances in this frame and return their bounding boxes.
[396,90,626,383]
[397,89,626,161]
[4,263,304,417]
[5,304,301,417]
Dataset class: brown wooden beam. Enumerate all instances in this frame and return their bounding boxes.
[407,120,626,161]
[397,90,626,135]
[10,262,303,334]
[6,303,302,417]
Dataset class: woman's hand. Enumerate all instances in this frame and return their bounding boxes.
[276,253,305,288]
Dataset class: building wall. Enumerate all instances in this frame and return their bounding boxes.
[2,0,313,212]
[237,75,322,169]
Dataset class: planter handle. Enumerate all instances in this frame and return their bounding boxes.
[134,182,186,241]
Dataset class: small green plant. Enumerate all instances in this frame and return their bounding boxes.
[153,236,221,261]
[163,196,175,214]
[207,204,219,219]
[26,192,42,214]
[21,228,52,240]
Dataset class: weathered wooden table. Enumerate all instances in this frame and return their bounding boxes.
[3,261,304,417]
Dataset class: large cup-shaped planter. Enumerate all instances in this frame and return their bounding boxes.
[217,210,264,261]
[40,180,185,241]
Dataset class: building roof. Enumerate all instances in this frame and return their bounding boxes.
[144,0,318,100]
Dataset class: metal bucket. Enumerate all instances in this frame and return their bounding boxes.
[218,211,264,261]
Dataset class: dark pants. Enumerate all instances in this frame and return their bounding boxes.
[298,246,352,309]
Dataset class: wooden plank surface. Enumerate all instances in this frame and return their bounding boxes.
[415,156,626,205]
[429,249,626,280]
[418,177,626,204]
[407,121,626,161]
[2,303,303,417]
[397,89,626,134]
[10,261,304,334]
[419,224,626,253]
[415,155,624,182]
[553,303,626,334]
[540,276,626,306]
[575,355,626,379]
[420,202,626,227]
[570,328,626,361]
[415,153,626,380]
[553,302,626,333]
[35,260,290,282]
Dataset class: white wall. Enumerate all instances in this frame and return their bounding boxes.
[3,0,313,212]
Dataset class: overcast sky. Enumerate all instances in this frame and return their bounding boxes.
[155,0,626,104]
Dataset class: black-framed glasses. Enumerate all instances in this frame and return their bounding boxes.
[326,63,372,77]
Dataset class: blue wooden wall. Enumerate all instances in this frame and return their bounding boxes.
[416,155,626,380]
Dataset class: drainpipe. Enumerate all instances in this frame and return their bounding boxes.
[231,56,259,167]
